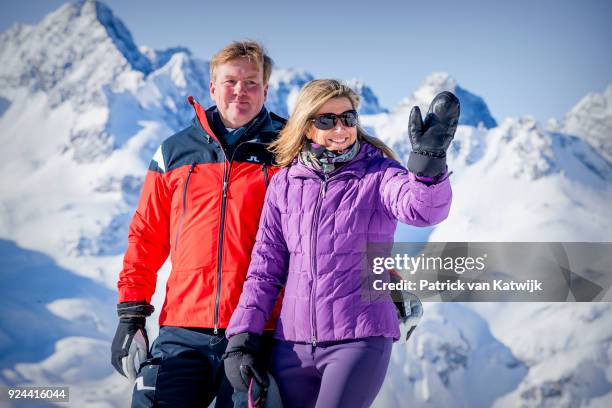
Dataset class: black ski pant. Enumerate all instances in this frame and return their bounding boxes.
[131,326,245,407]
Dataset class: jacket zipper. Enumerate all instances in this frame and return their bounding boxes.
[173,163,196,256]
[309,173,328,347]
[213,140,258,334]
[214,159,229,334]
[262,163,269,187]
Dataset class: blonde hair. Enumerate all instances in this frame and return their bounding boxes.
[271,79,399,167]
[210,40,273,84]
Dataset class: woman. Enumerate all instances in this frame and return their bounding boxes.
[224,79,457,407]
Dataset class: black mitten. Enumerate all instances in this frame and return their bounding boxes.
[408,91,460,177]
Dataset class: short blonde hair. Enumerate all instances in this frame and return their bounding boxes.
[210,40,273,84]
[271,79,399,167]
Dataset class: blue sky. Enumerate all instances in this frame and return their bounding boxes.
[1,0,611,122]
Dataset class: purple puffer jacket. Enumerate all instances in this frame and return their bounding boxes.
[226,142,452,343]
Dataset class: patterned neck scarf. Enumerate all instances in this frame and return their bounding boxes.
[299,139,361,174]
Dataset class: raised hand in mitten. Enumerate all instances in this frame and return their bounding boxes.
[407,91,460,177]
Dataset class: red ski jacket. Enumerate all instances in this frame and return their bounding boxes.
[118,97,285,331]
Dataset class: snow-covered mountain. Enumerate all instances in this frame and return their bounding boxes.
[431,117,612,242]
[345,78,389,115]
[551,85,612,163]
[366,79,612,406]
[266,68,314,118]
[376,303,527,408]
[396,72,497,128]
[265,69,388,118]
[360,71,498,161]
[486,302,612,408]
[0,1,611,407]
[367,76,612,407]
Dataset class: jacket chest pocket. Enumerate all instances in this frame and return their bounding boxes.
[172,163,196,254]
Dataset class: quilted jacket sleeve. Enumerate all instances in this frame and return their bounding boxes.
[379,159,452,226]
[226,174,290,337]
[117,146,171,303]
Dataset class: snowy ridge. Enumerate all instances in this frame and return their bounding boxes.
[555,85,612,163]
[489,303,612,408]
[140,45,192,71]
[0,0,147,107]
[344,78,388,115]
[426,116,612,243]
[360,72,498,161]
[266,68,314,117]
[375,303,527,408]
[93,0,151,74]
[0,1,611,407]
[266,69,389,117]
[395,72,497,129]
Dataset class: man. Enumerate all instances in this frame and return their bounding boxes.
[111,41,285,407]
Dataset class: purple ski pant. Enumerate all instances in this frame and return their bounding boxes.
[269,336,393,408]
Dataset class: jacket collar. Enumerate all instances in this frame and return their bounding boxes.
[288,142,381,180]
[188,96,286,145]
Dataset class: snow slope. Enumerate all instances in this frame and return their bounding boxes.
[0,240,131,406]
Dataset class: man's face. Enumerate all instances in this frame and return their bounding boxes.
[210,58,268,128]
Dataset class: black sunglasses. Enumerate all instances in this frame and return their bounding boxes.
[310,110,359,130]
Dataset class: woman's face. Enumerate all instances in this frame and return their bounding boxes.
[306,97,358,152]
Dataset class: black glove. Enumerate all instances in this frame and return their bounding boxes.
[389,272,423,342]
[111,301,154,380]
[390,271,407,319]
[408,91,460,177]
[223,332,269,393]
